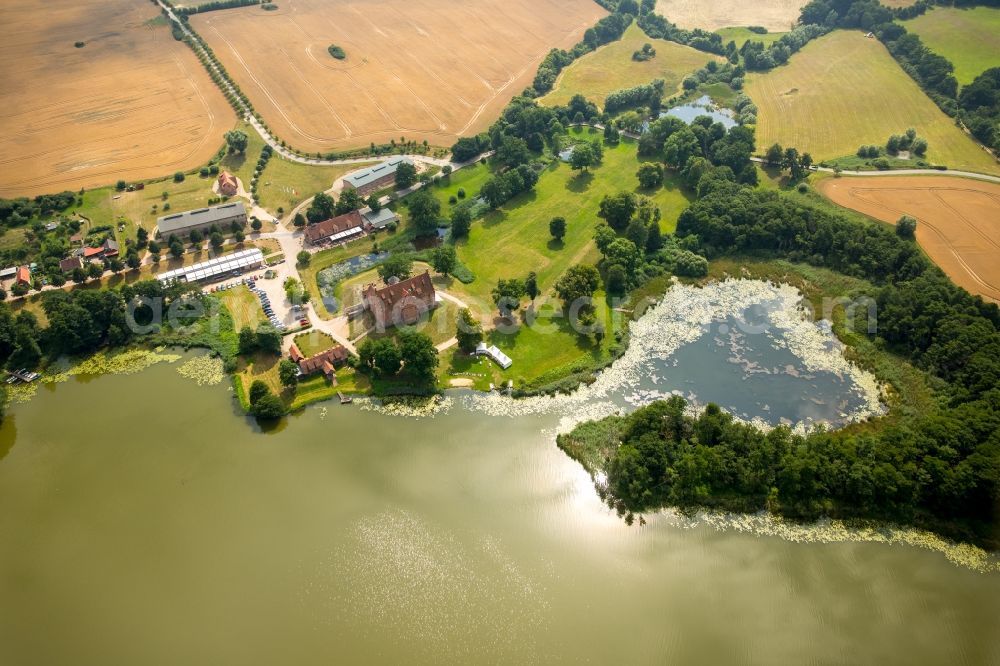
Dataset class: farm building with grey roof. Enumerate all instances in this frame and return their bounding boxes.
[156,202,247,240]
[342,157,412,195]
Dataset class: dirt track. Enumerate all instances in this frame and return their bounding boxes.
[0,0,235,197]
[192,0,605,152]
[818,175,1000,303]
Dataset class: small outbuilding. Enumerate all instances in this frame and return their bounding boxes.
[475,342,512,369]
[59,256,83,273]
[218,171,239,197]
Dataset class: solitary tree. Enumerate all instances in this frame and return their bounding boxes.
[377,254,413,282]
[256,324,282,355]
[598,191,637,231]
[554,264,600,312]
[359,338,402,376]
[398,330,438,381]
[525,271,539,302]
[395,161,417,189]
[279,359,299,388]
[765,143,784,166]
[297,250,311,267]
[549,216,567,242]
[210,231,224,250]
[239,326,257,355]
[491,278,526,317]
[307,192,336,222]
[636,162,664,189]
[570,143,596,172]
[432,245,456,275]
[225,129,249,154]
[407,190,441,237]
[450,207,472,239]
[896,215,917,239]
[455,308,483,352]
[251,392,284,419]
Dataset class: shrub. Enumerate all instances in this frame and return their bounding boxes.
[896,215,917,239]
[457,188,466,199]
[173,172,185,183]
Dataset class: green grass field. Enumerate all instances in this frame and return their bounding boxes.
[257,159,377,216]
[745,30,1000,175]
[716,27,787,48]
[457,129,688,306]
[293,330,336,357]
[219,122,266,186]
[540,23,722,109]
[903,6,1000,85]
[216,285,266,331]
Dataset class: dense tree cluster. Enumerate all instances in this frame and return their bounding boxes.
[960,68,1000,150]
[636,11,726,55]
[357,330,438,383]
[568,390,1000,543]
[604,80,665,114]
[639,114,756,184]
[0,279,208,371]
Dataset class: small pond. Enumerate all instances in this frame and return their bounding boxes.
[660,95,737,128]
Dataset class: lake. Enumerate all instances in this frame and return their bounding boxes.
[0,283,998,664]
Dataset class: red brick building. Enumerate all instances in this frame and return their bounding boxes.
[303,210,365,246]
[362,270,437,330]
[217,171,239,197]
[296,345,350,381]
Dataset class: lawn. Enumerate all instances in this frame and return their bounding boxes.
[219,121,266,187]
[424,163,495,218]
[540,23,723,110]
[745,30,1000,176]
[716,27,787,48]
[256,159,378,217]
[902,6,1000,85]
[293,330,336,357]
[456,129,689,306]
[215,285,266,331]
[442,131,689,389]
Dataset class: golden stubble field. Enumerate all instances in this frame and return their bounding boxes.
[819,175,1000,303]
[0,0,235,198]
[655,0,806,31]
[192,0,607,152]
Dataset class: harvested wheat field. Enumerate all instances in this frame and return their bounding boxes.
[0,0,235,198]
[541,23,723,109]
[746,31,1000,176]
[655,0,805,31]
[819,175,1000,302]
[193,0,606,152]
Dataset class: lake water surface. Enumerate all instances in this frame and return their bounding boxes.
[0,282,998,665]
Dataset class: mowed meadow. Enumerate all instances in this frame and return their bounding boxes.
[540,23,722,109]
[903,6,1000,85]
[654,0,806,31]
[818,175,1000,303]
[192,0,606,152]
[746,31,1000,175]
[0,0,235,197]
